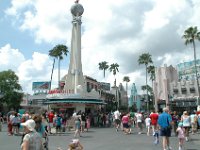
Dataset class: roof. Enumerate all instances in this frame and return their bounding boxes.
[44,98,106,105]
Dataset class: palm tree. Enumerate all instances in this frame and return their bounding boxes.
[141,85,152,94]
[98,61,109,78]
[147,65,156,110]
[123,76,130,92]
[109,63,119,86]
[109,63,119,109]
[49,44,68,90]
[138,53,153,112]
[123,76,130,110]
[182,26,200,109]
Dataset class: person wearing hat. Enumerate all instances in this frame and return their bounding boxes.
[176,122,185,150]
[21,119,43,150]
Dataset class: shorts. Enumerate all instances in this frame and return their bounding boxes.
[137,122,143,129]
[160,127,171,137]
[49,123,53,128]
[56,125,61,130]
[75,120,81,130]
[123,123,129,128]
[81,121,85,126]
[115,119,120,125]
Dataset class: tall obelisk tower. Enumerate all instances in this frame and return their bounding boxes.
[64,1,85,94]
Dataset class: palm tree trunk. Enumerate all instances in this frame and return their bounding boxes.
[151,80,154,110]
[146,65,149,112]
[58,57,60,90]
[193,41,200,107]
[103,69,105,78]
[50,59,55,90]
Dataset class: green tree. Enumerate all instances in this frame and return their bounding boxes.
[138,53,153,112]
[147,65,156,110]
[182,26,200,109]
[0,70,23,110]
[49,44,68,90]
[123,76,130,111]
[141,85,153,94]
[98,61,109,78]
[123,76,130,92]
[109,63,119,109]
[109,63,119,86]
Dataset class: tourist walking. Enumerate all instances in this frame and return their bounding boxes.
[48,111,54,134]
[150,110,159,135]
[55,114,62,133]
[190,111,198,134]
[181,111,191,141]
[113,110,121,132]
[176,122,185,150]
[7,111,14,136]
[11,112,21,135]
[145,114,151,136]
[86,116,90,132]
[172,111,179,136]
[158,107,172,150]
[135,112,143,134]
[21,119,43,150]
[121,112,131,134]
[74,112,82,138]
[81,112,86,132]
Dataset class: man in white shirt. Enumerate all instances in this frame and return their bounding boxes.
[135,112,143,134]
[113,110,121,132]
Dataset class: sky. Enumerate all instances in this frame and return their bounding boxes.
[0,0,200,95]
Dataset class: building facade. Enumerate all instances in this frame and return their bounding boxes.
[153,65,178,111]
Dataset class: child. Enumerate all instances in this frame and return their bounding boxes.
[86,116,90,132]
[176,122,185,150]
[68,139,83,150]
[153,129,159,145]
[145,115,151,136]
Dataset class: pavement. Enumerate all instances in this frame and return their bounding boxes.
[0,124,200,150]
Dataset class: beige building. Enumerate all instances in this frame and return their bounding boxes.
[153,65,178,111]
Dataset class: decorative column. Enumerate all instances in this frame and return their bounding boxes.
[64,1,85,94]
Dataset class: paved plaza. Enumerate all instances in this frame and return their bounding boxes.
[0,124,200,150]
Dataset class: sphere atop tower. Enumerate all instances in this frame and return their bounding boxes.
[71,1,84,16]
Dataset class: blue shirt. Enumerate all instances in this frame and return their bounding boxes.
[158,112,172,128]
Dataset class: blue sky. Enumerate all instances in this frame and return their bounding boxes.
[0,0,200,94]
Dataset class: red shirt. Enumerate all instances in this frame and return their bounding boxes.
[122,115,129,124]
[48,113,54,123]
[150,113,159,125]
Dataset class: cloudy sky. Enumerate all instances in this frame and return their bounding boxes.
[0,0,200,95]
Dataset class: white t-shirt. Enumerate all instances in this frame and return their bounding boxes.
[190,114,197,123]
[113,111,120,120]
[136,113,143,123]
[21,131,43,150]
[182,115,190,127]
[145,117,151,126]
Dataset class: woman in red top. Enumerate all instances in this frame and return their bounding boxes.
[150,111,159,134]
[122,113,131,134]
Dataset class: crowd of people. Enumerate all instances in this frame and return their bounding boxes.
[112,108,200,150]
[0,108,200,150]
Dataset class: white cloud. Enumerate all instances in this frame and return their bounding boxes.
[0,44,63,94]
[4,0,200,94]
[0,44,25,71]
